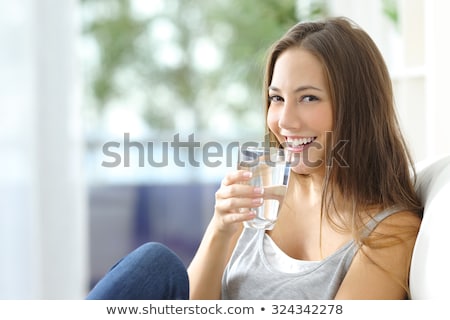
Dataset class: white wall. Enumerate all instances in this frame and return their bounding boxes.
[391,0,450,162]
[423,0,450,161]
[0,0,88,298]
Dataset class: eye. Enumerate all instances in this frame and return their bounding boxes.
[300,95,319,103]
[269,95,284,103]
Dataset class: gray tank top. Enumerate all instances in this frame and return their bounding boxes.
[221,207,400,299]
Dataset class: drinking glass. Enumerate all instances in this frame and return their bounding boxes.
[238,145,291,230]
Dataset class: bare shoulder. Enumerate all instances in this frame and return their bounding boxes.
[335,210,421,299]
[365,209,422,264]
[372,209,422,239]
[386,209,421,222]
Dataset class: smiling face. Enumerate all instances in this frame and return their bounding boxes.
[267,47,333,175]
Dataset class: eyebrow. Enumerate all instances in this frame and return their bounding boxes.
[268,85,322,93]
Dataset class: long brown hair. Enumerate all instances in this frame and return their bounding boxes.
[263,17,422,246]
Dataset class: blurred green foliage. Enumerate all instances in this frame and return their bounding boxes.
[382,0,399,29]
[81,0,327,133]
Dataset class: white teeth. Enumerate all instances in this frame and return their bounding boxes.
[288,137,315,147]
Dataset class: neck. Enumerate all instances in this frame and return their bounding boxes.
[285,172,324,209]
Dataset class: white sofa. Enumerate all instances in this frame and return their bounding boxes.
[410,154,450,299]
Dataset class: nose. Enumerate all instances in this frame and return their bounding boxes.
[278,99,300,131]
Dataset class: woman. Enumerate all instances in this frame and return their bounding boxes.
[87,17,422,300]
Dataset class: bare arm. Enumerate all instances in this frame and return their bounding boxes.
[335,211,421,299]
[187,219,242,299]
[187,170,263,299]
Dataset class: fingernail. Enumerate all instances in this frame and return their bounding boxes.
[252,198,263,204]
[243,171,252,178]
[254,187,264,194]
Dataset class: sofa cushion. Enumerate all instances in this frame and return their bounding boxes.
[410,155,450,299]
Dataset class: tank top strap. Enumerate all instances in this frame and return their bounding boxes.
[361,206,404,238]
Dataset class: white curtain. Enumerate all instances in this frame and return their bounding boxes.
[0,0,88,299]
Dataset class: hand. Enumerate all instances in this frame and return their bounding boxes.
[213,170,264,235]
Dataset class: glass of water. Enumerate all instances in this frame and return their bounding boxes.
[238,145,291,230]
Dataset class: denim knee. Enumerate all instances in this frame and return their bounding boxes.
[87,242,189,300]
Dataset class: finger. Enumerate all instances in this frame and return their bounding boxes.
[220,210,257,225]
[263,185,286,202]
[216,184,264,200]
[215,196,263,213]
[221,170,253,187]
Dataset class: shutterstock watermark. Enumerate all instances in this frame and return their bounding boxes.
[101,132,349,168]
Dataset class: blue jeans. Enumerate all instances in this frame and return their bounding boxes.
[86,242,189,299]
